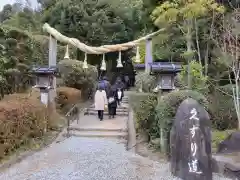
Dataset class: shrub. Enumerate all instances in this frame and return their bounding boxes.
[129,92,158,139]
[0,25,48,97]
[58,59,98,99]
[155,90,208,153]
[56,87,81,111]
[178,60,209,94]
[135,72,156,92]
[209,84,239,130]
[0,93,55,160]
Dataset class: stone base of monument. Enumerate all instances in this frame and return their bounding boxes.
[213,153,240,179]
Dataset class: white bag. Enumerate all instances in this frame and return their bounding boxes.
[108,97,115,104]
[117,90,122,100]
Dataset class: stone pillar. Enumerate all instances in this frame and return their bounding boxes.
[48,35,57,99]
[145,38,153,73]
[47,35,57,124]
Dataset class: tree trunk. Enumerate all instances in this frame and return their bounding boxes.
[194,18,202,67]
[186,19,193,89]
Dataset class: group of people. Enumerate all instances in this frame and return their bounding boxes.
[94,76,125,121]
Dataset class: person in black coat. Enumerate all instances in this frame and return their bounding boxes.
[124,75,130,90]
[108,87,118,119]
[113,78,124,106]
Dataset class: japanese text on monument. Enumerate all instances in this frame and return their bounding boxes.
[188,108,202,174]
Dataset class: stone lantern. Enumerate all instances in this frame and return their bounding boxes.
[149,62,181,93]
[31,66,58,105]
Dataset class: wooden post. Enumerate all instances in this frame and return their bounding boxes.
[47,35,57,130]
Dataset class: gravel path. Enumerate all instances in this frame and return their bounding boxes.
[0,137,230,180]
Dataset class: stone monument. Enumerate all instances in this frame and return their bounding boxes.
[170,98,212,180]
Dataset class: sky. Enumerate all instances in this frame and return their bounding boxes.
[0,0,38,11]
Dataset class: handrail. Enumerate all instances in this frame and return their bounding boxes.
[65,103,78,117]
[65,103,84,137]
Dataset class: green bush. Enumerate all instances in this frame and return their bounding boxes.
[178,60,209,94]
[0,25,48,97]
[58,59,98,99]
[209,84,239,130]
[129,92,158,139]
[135,72,156,92]
[155,90,208,153]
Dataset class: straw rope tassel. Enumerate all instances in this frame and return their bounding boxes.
[64,44,70,60]
[83,53,88,69]
[116,51,123,68]
[100,53,106,71]
[135,45,141,63]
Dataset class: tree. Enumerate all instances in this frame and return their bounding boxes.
[151,0,224,87]
[37,0,57,9]
[0,4,14,22]
[213,9,240,129]
[42,0,144,45]
[3,8,40,32]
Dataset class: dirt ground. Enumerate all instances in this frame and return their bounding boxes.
[136,142,166,162]
[134,134,167,163]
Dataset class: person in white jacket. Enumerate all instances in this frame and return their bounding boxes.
[94,86,107,121]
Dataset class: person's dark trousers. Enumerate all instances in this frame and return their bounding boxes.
[97,110,103,120]
[108,105,112,115]
[108,106,114,118]
[126,82,130,90]
[116,99,120,106]
[113,107,116,116]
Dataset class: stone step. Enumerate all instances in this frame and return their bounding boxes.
[89,105,128,109]
[87,108,128,112]
[64,130,128,139]
[68,127,127,133]
[85,110,128,116]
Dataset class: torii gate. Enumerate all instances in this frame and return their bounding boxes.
[43,23,165,107]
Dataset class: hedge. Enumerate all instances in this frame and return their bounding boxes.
[56,87,81,112]
[129,92,158,139]
[0,92,60,160]
[0,86,82,160]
